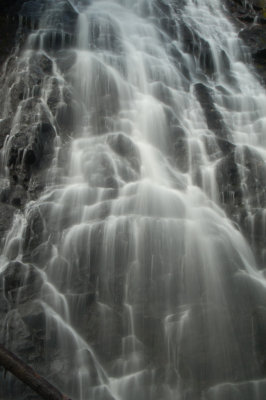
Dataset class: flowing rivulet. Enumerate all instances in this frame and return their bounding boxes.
[1,0,266,399]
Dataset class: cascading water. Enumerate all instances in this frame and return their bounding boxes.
[1,0,266,399]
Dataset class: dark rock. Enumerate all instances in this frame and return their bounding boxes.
[27,169,49,199]
[151,81,174,107]
[0,202,16,238]
[253,306,266,373]
[9,80,27,112]
[2,261,43,304]
[55,102,76,138]
[87,13,123,54]
[54,86,83,139]
[9,184,28,207]
[25,241,54,266]
[205,379,266,400]
[153,0,179,39]
[181,24,215,75]
[0,16,19,67]
[19,301,46,335]
[194,83,235,154]
[239,25,266,53]
[83,151,120,189]
[7,130,28,169]
[55,50,77,74]
[0,117,11,149]
[32,121,56,164]
[47,78,61,115]
[20,0,45,19]
[6,98,56,189]
[23,205,48,254]
[242,208,266,269]
[107,133,140,173]
[179,302,261,391]
[216,151,243,213]
[170,125,189,172]
[252,48,266,66]
[30,53,53,75]
[243,146,266,206]
[32,30,74,53]
[1,309,33,356]
[226,0,266,83]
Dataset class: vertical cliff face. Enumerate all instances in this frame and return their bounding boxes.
[1,1,266,400]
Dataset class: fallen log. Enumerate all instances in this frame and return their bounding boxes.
[0,344,72,400]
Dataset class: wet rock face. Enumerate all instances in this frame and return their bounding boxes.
[226,0,266,83]
[0,203,16,240]
[0,0,81,211]
[0,1,45,66]
[194,83,235,155]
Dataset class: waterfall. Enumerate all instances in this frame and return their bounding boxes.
[1,0,266,399]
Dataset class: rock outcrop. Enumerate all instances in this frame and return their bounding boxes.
[226,0,266,83]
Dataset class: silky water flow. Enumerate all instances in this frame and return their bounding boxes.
[1,0,266,399]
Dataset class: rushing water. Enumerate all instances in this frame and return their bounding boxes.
[1,0,266,399]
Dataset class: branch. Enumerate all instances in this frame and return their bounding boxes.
[0,344,72,400]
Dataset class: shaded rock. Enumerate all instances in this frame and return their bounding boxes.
[30,52,53,75]
[238,146,266,207]
[169,125,189,172]
[226,0,266,83]
[0,118,11,151]
[253,306,266,373]
[7,100,56,187]
[0,202,16,237]
[179,302,261,392]
[24,241,54,267]
[2,261,43,304]
[153,0,179,39]
[87,13,123,54]
[47,78,61,115]
[205,379,266,400]
[239,25,266,53]
[23,205,48,254]
[216,151,243,213]
[55,50,77,74]
[107,132,140,173]
[181,24,215,75]
[55,102,76,138]
[194,83,235,154]
[151,81,174,107]
[9,79,27,112]
[9,184,28,207]
[1,309,33,356]
[83,151,120,189]
[19,301,46,335]
[7,131,28,169]
[20,0,45,19]
[27,169,50,199]
[30,30,74,53]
